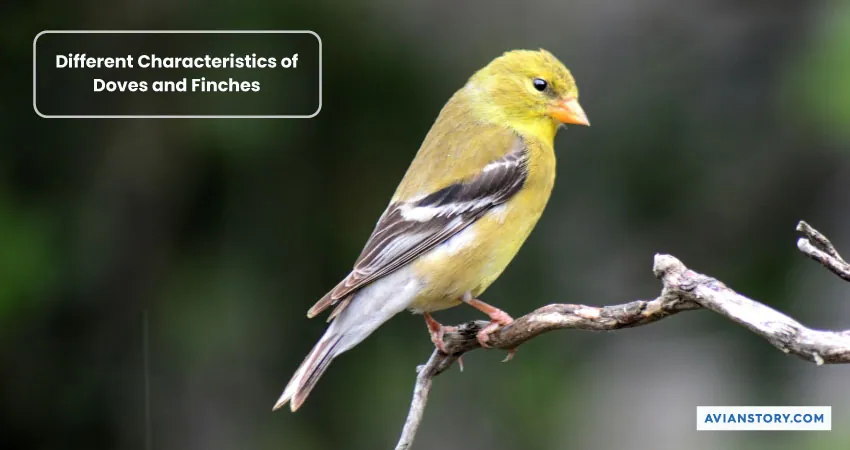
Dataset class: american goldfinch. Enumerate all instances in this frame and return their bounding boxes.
[275,49,588,412]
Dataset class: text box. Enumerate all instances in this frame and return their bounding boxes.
[33,30,322,118]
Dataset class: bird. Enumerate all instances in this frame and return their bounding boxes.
[274,49,589,412]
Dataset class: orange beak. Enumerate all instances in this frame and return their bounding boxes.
[549,98,590,126]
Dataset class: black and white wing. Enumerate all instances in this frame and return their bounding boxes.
[307,139,529,320]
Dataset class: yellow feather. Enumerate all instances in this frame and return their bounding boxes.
[393,49,579,202]
[400,49,580,312]
[408,135,556,312]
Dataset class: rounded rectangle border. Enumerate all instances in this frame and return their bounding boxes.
[33,30,322,119]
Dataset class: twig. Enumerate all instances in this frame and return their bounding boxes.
[395,221,850,449]
[797,220,850,282]
[394,350,455,450]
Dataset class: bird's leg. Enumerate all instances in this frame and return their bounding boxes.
[423,312,455,354]
[461,292,517,361]
[423,312,464,370]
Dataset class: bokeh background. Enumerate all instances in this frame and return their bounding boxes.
[3,1,850,449]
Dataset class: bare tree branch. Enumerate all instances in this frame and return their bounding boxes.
[395,222,850,450]
[394,350,446,450]
[797,220,850,282]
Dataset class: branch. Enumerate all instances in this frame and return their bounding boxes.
[395,221,850,450]
[394,350,444,450]
[797,220,850,282]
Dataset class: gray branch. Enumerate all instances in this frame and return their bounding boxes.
[797,220,850,282]
[395,221,850,450]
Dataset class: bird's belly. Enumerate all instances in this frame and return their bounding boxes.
[407,198,544,313]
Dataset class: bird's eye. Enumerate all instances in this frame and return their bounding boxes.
[532,78,548,92]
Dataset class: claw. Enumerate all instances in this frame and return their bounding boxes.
[501,349,517,363]
[424,313,465,372]
[462,292,516,359]
[423,312,456,355]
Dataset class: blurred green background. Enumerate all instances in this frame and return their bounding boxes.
[3,1,850,449]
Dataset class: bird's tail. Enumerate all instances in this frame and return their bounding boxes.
[273,327,344,412]
[275,271,413,411]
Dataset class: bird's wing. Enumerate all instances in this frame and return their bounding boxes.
[308,134,529,319]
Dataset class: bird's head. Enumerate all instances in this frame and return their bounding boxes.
[466,49,589,139]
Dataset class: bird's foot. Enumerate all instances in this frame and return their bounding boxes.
[424,312,465,370]
[474,308,514,348]
[461,293,517,360]
[423,312,457,355]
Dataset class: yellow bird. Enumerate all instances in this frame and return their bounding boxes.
[275,49,589,412]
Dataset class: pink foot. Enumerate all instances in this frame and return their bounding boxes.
[474,308,514,348]
[423,312,456,354]
[461,294,517,360]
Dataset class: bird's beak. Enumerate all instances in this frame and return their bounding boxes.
[548,98,590,126]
